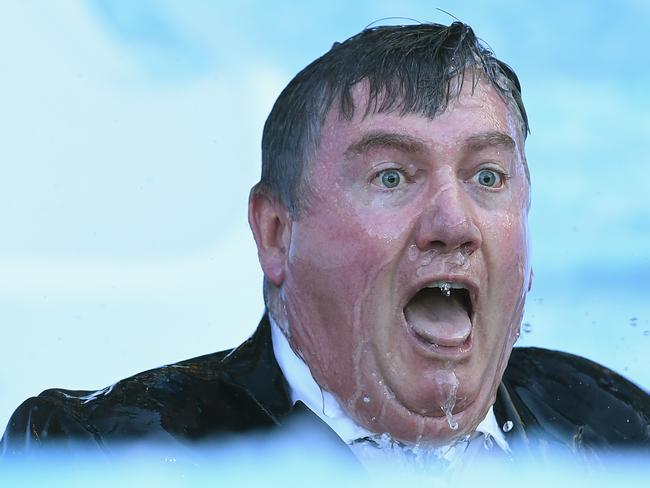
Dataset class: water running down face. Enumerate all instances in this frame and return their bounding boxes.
[265,77,531,444]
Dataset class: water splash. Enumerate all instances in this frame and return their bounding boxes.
[444,405,458,430]
[483,433,494,450]
[440,282,451,297]
[433,370,459,430]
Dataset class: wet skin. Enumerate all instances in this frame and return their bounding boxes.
[255,79,531,444]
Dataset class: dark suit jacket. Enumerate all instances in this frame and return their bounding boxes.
[1,315,649,461]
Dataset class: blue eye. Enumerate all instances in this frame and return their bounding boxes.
[476,169,502,187]
[379,169,402,188]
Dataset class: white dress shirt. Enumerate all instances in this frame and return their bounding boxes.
[269,317,510,471]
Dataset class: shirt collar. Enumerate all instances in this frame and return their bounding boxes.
[269,316,509,452]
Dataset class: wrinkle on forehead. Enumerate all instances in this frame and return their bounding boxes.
[315,76,529,183]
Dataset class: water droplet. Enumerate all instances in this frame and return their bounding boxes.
[435,370,459,430]
[573,425,584,446]
[502,420,514,433]
[522,322,532,334]
[483,433,494,450]
[363,396,370,404]
[629,317,638,327]
[441,282,451,297]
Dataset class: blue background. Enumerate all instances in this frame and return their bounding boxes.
[0,0,648,432]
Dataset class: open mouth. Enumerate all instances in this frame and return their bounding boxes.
[403,282,474,350]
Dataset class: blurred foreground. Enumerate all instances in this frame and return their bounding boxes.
[2,418,648,487]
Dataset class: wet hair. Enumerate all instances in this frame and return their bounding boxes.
[258,21,529,216]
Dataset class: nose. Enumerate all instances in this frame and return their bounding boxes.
[413,182,482,255]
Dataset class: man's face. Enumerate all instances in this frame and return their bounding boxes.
[280,79,531,443]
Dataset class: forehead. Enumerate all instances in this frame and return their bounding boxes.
[316,79,522,156]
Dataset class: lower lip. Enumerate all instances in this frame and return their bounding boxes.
[405,321,474,360]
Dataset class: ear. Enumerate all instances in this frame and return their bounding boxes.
[248,186,292,287]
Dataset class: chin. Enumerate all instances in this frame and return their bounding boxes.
[395,384,498,444]
[358,398,484,445]
[358,346,512,444]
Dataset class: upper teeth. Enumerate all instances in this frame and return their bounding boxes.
[427,281,466,297]
[427,281,466,290]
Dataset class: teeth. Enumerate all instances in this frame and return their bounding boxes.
[426,280,466,298]
[426,281,467,290]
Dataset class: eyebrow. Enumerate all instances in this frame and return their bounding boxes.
[345,132,428,158]
[463,131,516,152]
[344,129,516,159]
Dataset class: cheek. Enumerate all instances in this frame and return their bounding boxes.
[283,200,415,377]
[290,193,415,275]
[284,216,383,327]
[482,210,531,329]
[289,215,377,283]
[483,202,529,258]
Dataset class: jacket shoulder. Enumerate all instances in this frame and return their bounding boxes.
[1,321,291,458]
[503,347,650,447]
[1,349,231,454]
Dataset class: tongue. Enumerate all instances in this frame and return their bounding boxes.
[404,290,471,346]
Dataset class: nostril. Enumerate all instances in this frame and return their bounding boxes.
[430,240,446,250]
[426,240,477,255]
[460,241,478,256]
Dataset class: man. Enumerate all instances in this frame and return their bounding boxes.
[1,22,648,466]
